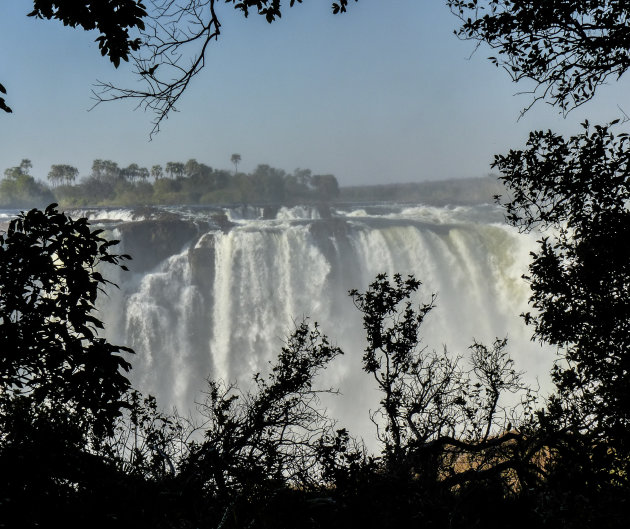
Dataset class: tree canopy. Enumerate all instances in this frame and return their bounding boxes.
[448,0,630,460]
[0,204,133,436]
[494,121,630,443]
[447,0,630,113]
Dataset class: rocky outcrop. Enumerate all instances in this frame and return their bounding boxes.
[117,218,200,273]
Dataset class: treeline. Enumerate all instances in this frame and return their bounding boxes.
[0,159,55,209]
[339,175,506,206]
[0,158,339,208]
[0,158,509,210]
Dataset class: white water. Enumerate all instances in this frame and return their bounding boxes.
[97,204,551,437]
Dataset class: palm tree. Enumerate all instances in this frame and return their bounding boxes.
[231,153,241,175]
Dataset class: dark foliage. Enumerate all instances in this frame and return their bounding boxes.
[0,82,10,114]
[6,2,361,125]
[448,0,630,518]
[182,321,343,497]
[1,1,148,114]
[0,205,148,528]
[28,1,147,67]
[3,0,630,523]
[494,121,630,456]
[448,0,630,113]
[0,204,133,435]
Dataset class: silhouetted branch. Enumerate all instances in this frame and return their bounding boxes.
[92,0,356,137]
[447,1,630,114]
[93,0,222,137]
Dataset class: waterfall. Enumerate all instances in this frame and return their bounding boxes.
[94,204,551,437]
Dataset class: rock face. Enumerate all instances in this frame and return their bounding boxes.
[117,218,200,273]
[188,234,215,291]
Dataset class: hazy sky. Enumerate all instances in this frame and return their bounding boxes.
[1,1,628,186]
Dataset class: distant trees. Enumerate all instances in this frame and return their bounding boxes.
[119,163,149,183]
[5,157,340,207]
[4,158,32,178]
[0,159,54,208]
[247,164,286,202]
[184,158,201,178]
[312,174,339,201]
[91,159,121,183]
[138,166,149,182]
[285,168,312,199]
[47,164,78,187]
[165,161,185,179]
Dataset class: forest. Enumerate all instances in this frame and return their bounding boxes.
[1,1,630,528]
[0,158,504,209]
[0,159,340,208]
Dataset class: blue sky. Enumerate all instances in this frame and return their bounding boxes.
[1,1,628,186]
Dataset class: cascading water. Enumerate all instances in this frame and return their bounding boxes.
[89,203,551,438]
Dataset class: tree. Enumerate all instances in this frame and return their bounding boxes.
[4,159,33,179]
[0,82,10,113]
[48,164,78,187]
[349,273,534,481]
[448,0,630,486]
[91,159,121,183]
[231,153,241,175]
[250,163,286,202]
[0,204,133,436]
[184,158,201,179]
[5,2,360,133]
[179,319,343,523]
[151,164,163,181]
[1,160,55,208]
[285,168,312,200]
[122,162,141,182]
[165,161,184,179]
[447,0,630,113]
[312,174,340,201]
[493,122,630,442]
[138,166,150,182]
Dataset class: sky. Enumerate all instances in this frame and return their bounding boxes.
[1,0,629,186]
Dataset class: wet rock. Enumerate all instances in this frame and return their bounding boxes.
[188,234,216,290]
[117,218,199,273]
